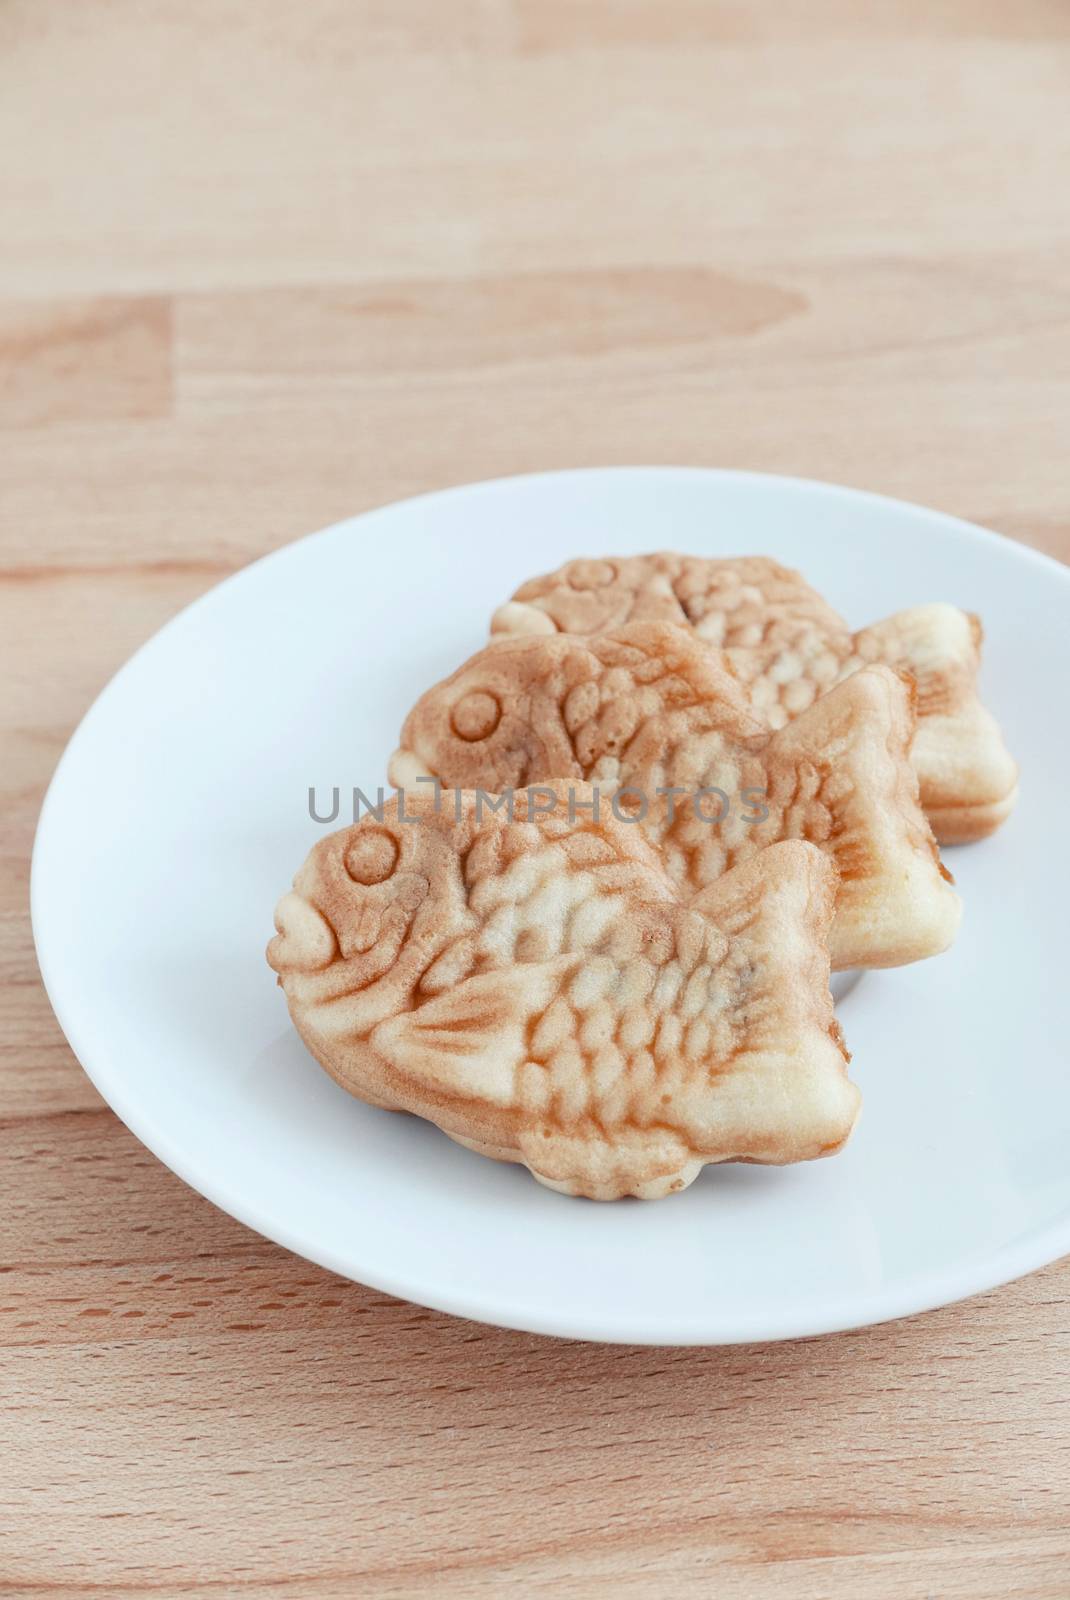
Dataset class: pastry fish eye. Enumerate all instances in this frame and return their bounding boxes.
[449,689,502,742]
[566,558,616,591]
[344,828,400,886]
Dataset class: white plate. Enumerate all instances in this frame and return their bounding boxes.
[32,469,1069,1344]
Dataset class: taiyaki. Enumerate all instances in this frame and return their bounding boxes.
[490,553,1018,844]
[268,787,859,1199]
[389,622,961,972]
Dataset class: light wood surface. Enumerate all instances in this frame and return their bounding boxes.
[2,3,1068,1595]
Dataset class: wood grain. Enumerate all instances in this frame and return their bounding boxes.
[1,1,1068,1595]
[0,297,171,428]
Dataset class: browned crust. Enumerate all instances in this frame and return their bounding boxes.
[392,624,960,972]
[491,556,1017,841]
[269,794,859,1199]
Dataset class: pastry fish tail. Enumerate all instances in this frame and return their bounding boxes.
[851,603,1018,843]
[682,841,860,1165]
[763,664,961,969]
[506,843,860,1199]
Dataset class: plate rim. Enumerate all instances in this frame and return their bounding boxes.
[30,465,1070,1344]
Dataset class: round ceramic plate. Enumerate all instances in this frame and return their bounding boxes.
[32,469,1068,1344]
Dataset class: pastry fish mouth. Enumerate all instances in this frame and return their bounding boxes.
[267,891,338,976]
[490,600,559,636]
[267,890,387,979]
[387,744,438,790]
[387,741,538,795]
[268,882,432,1014]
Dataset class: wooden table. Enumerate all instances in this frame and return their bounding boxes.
[3,3,1068,1594]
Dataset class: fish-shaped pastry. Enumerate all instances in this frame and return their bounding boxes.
[389,622,961,972]
[490,553,1018,844]
[268,787,859,1199]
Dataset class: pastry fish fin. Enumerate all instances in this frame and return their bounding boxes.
[852,604,1018,842]
[687,842,859,1162]
[370,956,579,1109]
[763,665,961,969]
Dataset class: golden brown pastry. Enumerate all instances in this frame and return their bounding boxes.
[268,788,858,1199]
[390,622,960,971]
[490,554,1018,843]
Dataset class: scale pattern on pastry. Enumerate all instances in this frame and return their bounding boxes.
[268,789,859,1199]
[390,622,960,971]
[490,553,1018,843]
